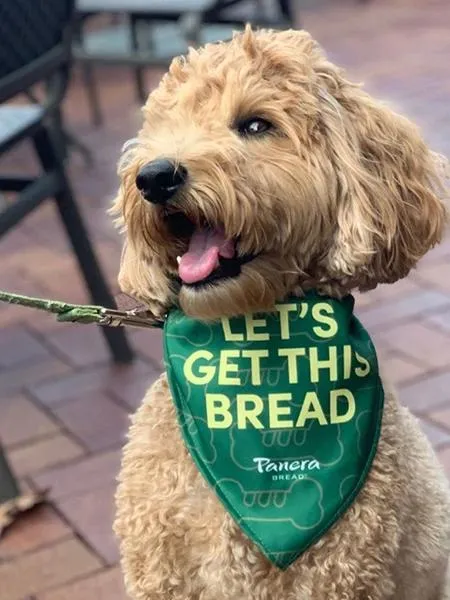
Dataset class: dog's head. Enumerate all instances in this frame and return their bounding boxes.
[112,27,447,320]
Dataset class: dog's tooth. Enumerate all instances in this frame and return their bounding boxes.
[176,256,181,264]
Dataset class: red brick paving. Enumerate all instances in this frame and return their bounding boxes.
[0,357,73,398]
[378,352,425,386]
[1,1,450,597]
[0,395,59,447]
[31,450,122,501]
[52,392,129,452]
[38,324,113,368]
[0,326,51,369]
[8,433,85,478]
[0,538,102,600]
[0,506,72,562]
[57,485,119,565]
[358,290,450,332]
[38,567,128,600]
[400,371,450,412]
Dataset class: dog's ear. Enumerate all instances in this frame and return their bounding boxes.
[318,81,448,287]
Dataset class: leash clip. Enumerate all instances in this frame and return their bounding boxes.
[98,307,165,329]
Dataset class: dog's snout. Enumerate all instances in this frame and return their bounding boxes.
[136,159,187,204]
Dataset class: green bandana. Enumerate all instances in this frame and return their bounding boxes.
[164,292,384,569]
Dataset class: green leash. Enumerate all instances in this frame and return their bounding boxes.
[0,291,163,329]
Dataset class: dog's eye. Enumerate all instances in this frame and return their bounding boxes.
[237,117,272,137]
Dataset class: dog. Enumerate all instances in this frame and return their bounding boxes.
[113,27,450,600]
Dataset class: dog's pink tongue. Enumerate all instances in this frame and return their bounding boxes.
[178,228,234,284]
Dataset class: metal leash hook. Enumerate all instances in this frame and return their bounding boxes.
[97,307,165,329]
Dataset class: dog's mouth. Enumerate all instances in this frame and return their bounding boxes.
[164,211,256,287]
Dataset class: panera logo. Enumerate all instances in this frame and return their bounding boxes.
[253,457,320,481]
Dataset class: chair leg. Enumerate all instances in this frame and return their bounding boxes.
[81,62,103,127]
[130,16,147,104]
[0,446,20,505]
[61,128,95,169]
[32,125,134,364]
[47,106,68,162]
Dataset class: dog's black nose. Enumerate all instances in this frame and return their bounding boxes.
[136,159,187,204]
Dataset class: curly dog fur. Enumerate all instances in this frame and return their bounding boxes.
[114,28,450,599]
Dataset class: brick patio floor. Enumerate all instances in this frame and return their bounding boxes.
[1,1,450,598]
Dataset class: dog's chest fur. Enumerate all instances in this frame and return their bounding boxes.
[116,374,415,600]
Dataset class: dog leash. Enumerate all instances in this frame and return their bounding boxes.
[0,291,164,329]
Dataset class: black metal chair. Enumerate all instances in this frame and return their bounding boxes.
[0,0,134,511]
[0,0,133,364]
[74,0,215,126]
[74,0,294,126]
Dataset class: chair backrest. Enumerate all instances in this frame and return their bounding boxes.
[0,0,75,103]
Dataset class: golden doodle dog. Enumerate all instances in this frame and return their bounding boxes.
[114,27,450,600]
